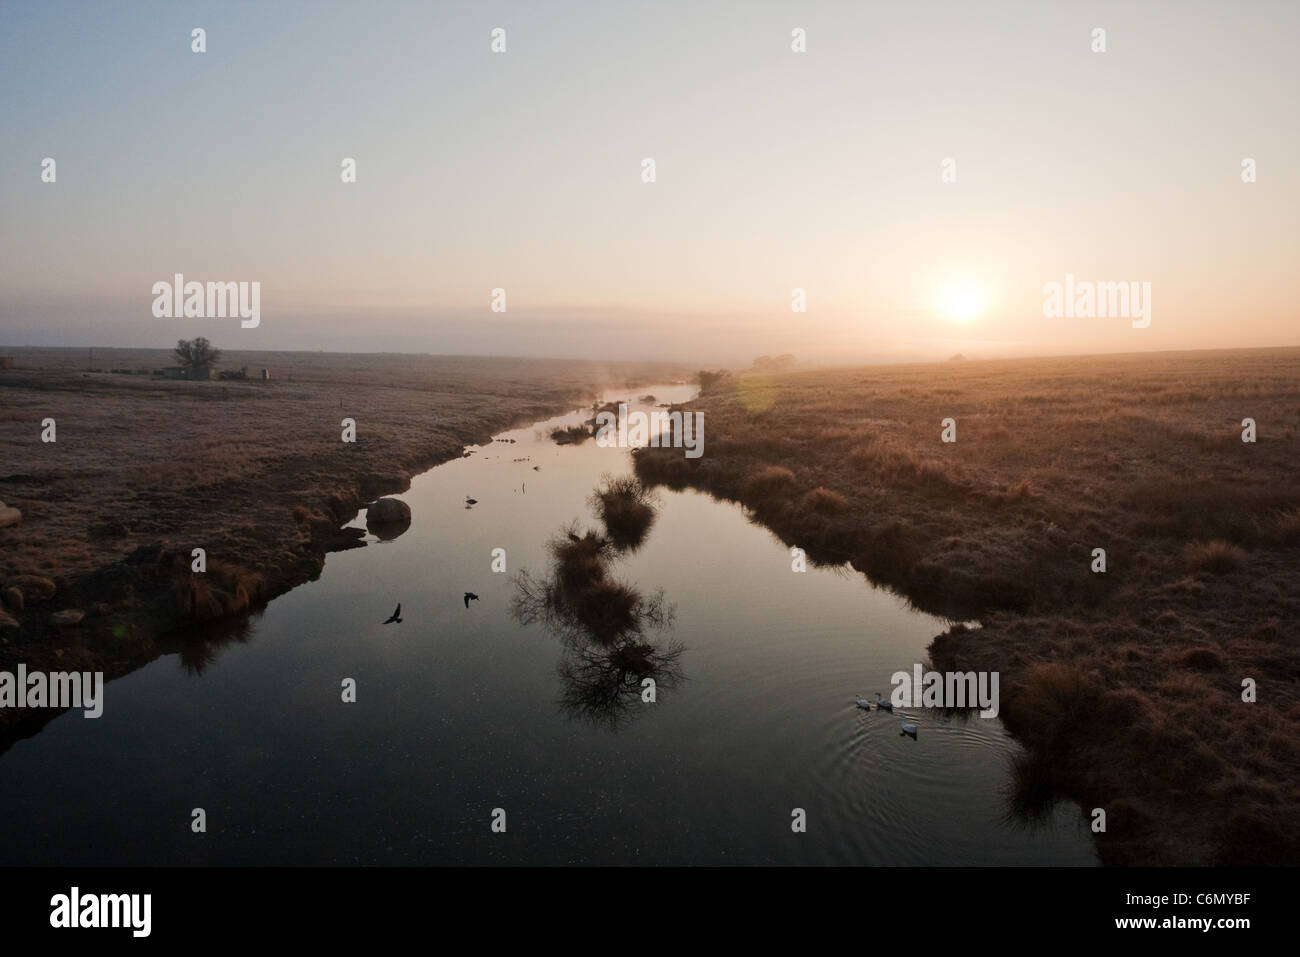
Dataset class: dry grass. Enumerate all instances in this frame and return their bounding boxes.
[1183,540,1247,574]
[0,347,687,738]
[635,347,1300,865]
[743,465,798,501]
[802,486,849,514]
[589,474,657,550]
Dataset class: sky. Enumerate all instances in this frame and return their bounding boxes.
[1,0,1297,364]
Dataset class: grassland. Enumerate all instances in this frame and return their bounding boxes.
[635,347,1300,866]
[0,348,686,741]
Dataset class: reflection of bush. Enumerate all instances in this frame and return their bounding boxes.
[164,611,260,676]
[512,522,673,645]
[512,514,683,729]
[550,424,591,445]
[557,639,684,729]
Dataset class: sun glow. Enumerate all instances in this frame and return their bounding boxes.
[937,279,986,324]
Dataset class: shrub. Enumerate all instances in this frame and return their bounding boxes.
[1005,662,1095,748]
[1181,647,1227,672]
[1267,508,1300,545]
[590,474,657,549]
[802,486,848,515]
[1183,539,1246,574]
[744,465,797,502]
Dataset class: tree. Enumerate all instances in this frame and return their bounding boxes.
[174,337,221,369]
[696,369,729,394]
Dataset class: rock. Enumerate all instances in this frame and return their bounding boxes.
[11,574,55,601]
[365,498,411,541]
[366,497,411,526]
[0,608,19,631]
[0,504,21,528]
[3,587,21,611]
[49,609,85,627]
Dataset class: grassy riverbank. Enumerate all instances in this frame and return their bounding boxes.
[0,348,687,742]
[635,347,1300,865]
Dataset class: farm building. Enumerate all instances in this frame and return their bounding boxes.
[157,365,215,380]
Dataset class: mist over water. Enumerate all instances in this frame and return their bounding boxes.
[0,386,1094,865]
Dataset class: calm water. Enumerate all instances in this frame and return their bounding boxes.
[0,386,1095,865]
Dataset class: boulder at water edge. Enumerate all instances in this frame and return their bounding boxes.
[366,497,411,526]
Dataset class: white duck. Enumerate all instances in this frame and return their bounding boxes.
[875,692,894,712]
[900,720,918,738]
[855,694,872,710]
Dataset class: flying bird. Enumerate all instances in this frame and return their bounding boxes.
[465,496,478,505]
[383,603,402,624]
[464,592,479,608]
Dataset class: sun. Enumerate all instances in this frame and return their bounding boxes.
[937,278,986,323]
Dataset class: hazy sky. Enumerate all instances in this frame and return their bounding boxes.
[2,0,1297,363]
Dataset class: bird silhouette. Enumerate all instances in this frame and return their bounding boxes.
[383,603,402,624]
[875,692,894,712]
[464,592,479,608]
[465,496,478,505]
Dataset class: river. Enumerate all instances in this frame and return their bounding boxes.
[0,385,1095,865]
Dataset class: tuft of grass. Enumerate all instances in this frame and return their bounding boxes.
[802,486,848,515]
[171,558,262,621]
[1266,508,1300,545]
[1006,478,1035,501]
[743,465,797,502]
[1181,647,1227,672]
[849,435,963,491]
[589,474,657,549]
[1183,539,1246,574]
[1004,662,1095,748]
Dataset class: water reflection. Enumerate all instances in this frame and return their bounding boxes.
[512,476,684,729]
[0,382,1096,865]
[162,612,260,676]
